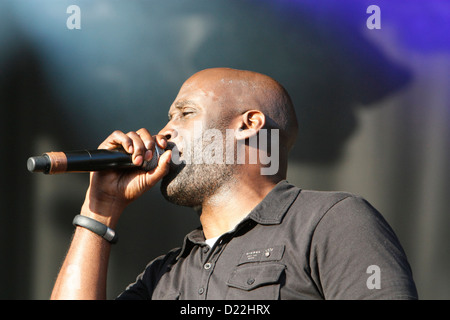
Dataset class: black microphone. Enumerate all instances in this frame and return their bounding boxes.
[27,146,164,174]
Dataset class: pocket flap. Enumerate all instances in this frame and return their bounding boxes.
[226,263,285,291]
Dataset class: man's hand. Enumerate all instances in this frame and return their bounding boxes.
[81,128,172,228]
[51,128,172,300]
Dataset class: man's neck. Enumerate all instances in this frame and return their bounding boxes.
[199,177,279,239]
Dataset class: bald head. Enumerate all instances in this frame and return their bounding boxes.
[160,68,297,205]
[182,68,298,152]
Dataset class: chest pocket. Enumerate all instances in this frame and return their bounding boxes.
[225,263,286,299]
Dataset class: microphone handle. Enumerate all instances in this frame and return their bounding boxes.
[27,148,162,174]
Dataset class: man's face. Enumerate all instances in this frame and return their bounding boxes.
[158,78,237,208]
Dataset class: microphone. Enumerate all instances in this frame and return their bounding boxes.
[27,146,164,174]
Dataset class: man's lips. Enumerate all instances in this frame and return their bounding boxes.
[163,142,180,155]
[163,142,184,168]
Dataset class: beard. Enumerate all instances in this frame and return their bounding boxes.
[160,162,235,208]
[160,121,237,208]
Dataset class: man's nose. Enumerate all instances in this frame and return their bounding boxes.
[158,125,177,141]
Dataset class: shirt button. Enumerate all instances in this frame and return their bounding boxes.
[247,278,255,285]
[204,262,212,270]
[198,287,205,295]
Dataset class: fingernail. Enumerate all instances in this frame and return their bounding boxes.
[134,155,143,166]
[145,150,153,161]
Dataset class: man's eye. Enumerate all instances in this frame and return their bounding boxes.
[182,111,194,117]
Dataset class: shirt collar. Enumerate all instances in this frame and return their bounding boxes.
[176,180,301,260]
[246,180,301,225]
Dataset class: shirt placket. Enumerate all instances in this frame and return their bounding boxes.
[196,237,226,300]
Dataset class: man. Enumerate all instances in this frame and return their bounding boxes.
[51,68,418,300]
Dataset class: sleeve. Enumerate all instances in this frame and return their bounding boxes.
[115,249,180,300]
[310,195,418,300]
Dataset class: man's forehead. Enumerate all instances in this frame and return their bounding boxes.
[174,99,197,108]
[169,99,198,112]
[168,94,206,115]
[169,84,218,110]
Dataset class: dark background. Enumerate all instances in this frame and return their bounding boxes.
[1,0,449,299]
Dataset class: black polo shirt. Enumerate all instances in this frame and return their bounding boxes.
[117,180,418,300]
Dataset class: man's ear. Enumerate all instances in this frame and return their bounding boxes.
[235,110,266,140]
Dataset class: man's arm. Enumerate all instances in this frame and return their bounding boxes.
[50,201,120,299]
[50,129,171,300]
